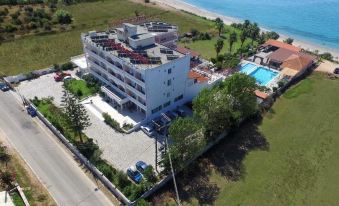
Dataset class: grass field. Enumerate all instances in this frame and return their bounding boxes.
[0,0,213,76]
[64,79,98,99]
[152,72,339,206]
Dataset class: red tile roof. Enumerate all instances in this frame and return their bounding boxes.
[263,39,301,52]
[281,54,315,71]
[176,46,200,58]
[188,70,209,83]
[255,90,269,99]
[267,48,297,63]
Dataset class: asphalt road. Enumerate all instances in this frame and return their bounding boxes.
[0,91,113,206]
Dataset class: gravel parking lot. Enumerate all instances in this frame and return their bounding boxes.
[16,72,158,171]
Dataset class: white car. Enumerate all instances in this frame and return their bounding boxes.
[141,124,154,136]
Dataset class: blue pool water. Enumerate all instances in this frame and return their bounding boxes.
[250,67,278,86]
[240,63,278,86]
[183,0,339,51]
[239,63,256,74]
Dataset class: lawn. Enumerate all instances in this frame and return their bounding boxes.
[64,79,98,99]
[0,0,213,76]
[152,73,339,206]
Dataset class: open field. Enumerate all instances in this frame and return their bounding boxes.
[0,0,213,76]
[151,72,339,206]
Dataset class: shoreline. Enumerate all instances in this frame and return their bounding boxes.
[150,0,339,59]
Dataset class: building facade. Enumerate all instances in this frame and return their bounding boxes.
[81,22,190,120]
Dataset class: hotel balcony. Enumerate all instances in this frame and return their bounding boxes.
[85,47,146,86]
[101,85,129,105]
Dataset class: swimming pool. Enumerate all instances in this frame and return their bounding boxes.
[250,67,278,86]
[240,63,257,74]
[240,63,278,86]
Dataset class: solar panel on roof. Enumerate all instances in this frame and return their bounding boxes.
[160,48,174,54]
[167,55,179,60]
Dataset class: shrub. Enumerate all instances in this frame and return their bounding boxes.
[277,81,285,88]
[76,89,83,97]
[102,113,124,133]
[122,123,133,130]
[143,165,157,184]
[54,10,72,24]
[43,22,52,31]
[61,62,73,70]
[4,24,17,32]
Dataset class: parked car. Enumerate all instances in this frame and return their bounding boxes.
[135,161,149,173]
[334,68,339,74]
[26,105,37,117]
[63,76,73,82]
[126,166,143,183]
[54,72,71,82]
[141,124,154,136]
[0,82,10,92]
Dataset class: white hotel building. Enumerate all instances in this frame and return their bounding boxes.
[81,22,221,122]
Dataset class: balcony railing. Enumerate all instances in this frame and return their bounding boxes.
[101,86,129,104]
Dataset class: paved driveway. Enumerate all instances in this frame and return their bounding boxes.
[16,73,158,171]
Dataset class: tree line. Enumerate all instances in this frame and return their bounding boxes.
[161,73,260,172]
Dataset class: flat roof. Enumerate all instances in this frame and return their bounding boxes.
[83,31,184,69]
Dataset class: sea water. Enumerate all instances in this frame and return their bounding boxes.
[183,0,339,51]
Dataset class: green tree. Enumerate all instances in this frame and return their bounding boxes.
[0,171,14,188]
[214,38,224,57]
[143,165,157,184]
[194,73,258,137]
[240,31,247,48]
[215,17,224,37]
[162,118,205,172]
[54,10,72,24]
[265,31,280,40]
[283,37,294,45]
[0,144,10,167]
[249,23,260,45]
[220,73,258,124]
[61,86,91,142]
[229,31,238,53]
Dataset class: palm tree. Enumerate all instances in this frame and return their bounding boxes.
[249,23,260,45]
[215,17,224,37]
[229,31,238,53]
[240,31,247,48]
[215,38,224,57]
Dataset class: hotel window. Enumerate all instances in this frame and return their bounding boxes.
[167,92,170,97]
[163,101,171,108]
[168,68,172,74]
[174,94,183,102]
[167,79,172,86]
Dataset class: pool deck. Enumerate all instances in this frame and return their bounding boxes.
[240,60,281,90]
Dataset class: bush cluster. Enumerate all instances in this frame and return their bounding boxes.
[102,112,125,133]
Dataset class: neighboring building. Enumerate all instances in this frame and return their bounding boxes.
[256,39,316,77]
[82,22,211,121]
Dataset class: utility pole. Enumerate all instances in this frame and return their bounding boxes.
[165,135,181,206]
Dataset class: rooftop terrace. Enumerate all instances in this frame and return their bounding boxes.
[83,31,184,69]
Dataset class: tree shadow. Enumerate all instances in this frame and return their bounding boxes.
[151,116,269,205]
[206,117,269,181]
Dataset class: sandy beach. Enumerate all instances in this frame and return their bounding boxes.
[149,0,339,59]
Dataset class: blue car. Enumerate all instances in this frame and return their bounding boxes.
[136,161,149,173]
[127,166,143,183]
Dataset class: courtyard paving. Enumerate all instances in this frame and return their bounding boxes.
[15,72,158,171]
